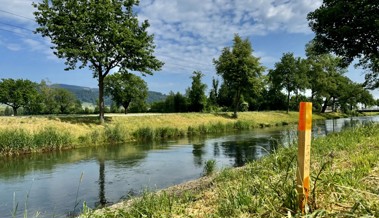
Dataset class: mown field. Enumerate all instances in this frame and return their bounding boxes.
[80,122,379,218]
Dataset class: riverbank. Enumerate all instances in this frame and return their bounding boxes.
[0,111,376,155]
[81,123,379,217]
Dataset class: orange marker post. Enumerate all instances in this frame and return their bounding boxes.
[297,102,312,213]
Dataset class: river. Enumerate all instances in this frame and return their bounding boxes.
[0,115,378,218]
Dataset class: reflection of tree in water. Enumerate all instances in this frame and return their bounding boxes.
[192,143,205,167]
[218,137,280,167]
[94,144,149,207]
[97,158,107,207]
[213,142,220,157]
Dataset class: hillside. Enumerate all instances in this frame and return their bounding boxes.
[52,84,167,105]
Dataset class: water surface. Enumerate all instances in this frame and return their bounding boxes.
[0,115,378,217]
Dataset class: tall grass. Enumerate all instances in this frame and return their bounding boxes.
[80,123,379,218]
[0,111,336,155]
[0,127,73,155]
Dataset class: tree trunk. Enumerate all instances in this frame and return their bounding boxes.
[331,97,336,112]
[233,89,241,118]
[123,100,131,114]
[12,106,18,116]
[321,97,330,113]
[98,74,105,124]
[286,90,290,114]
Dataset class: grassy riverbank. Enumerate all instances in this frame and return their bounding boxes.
[81,123,379,218]
[0,111,375,155]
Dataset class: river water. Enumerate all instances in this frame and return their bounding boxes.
[0,115,378,218]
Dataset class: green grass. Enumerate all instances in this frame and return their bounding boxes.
[80,123,379,218]
[0,111,362,155]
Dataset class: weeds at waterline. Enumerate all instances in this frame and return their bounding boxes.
[80,123,379,217]
[203,159,217,176]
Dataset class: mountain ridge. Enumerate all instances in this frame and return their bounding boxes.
[52,84,167,105]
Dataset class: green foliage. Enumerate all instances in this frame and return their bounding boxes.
[54,88,82,114]
[203,159,217,176]
[308,0,379,89]
[214,34,265,117]
[36,81,83,114]
[150,92,189,113]
[33,0,163,122]
[4,106,13,116]
[258,86,287,111]
[208,77,219,108]
[303,42,374,113]
[105,72,148,113]
[268,53,307,113]
[188,71,207,112]
[0,78,39,116]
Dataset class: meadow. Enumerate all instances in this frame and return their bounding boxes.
[80,122,379,217]
[0,111,370,155]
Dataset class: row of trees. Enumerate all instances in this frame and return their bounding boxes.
[0,79,82,115]
[2,34,377,117]
[151,35,377,116]
[31,0,379,122]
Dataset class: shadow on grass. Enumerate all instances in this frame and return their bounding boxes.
[212,112,235,119]
[48,115,112,125]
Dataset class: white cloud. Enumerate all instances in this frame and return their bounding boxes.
[138,0,322,77]
[6,43,22,51]
[0,0,36,23]
[0,0,322,85]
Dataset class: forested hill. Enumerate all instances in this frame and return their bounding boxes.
[52,84,167,105]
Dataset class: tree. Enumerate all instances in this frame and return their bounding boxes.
[188,71,207,112]
[308,0,379,89]
[208,77,219,107]
[305,42,348,112]
[104,72,148,114]
[213,34,265,118]
[38,80,59,114]
[0,79,39,116]
[34,0,163,123]
[268,53,307,113]
[54,88,82,114]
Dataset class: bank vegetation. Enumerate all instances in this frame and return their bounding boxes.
[0,111,345,155]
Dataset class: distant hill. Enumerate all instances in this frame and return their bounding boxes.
[52,84,167,105]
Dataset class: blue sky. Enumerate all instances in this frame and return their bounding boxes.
[0,0,378,99]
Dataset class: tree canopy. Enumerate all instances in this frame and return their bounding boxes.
[188,71,207,112]
[213,34,264,118]
[0,79,39,116]
[268,53,307,113]
[104,72,148,114]
[308,0,379,89]
[33,0,163,123]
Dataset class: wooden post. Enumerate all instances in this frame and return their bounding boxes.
[297,102,312,213]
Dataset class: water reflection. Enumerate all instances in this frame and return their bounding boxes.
[0,115,378,218]
[192,143,205,167]
[97,159,106,207]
